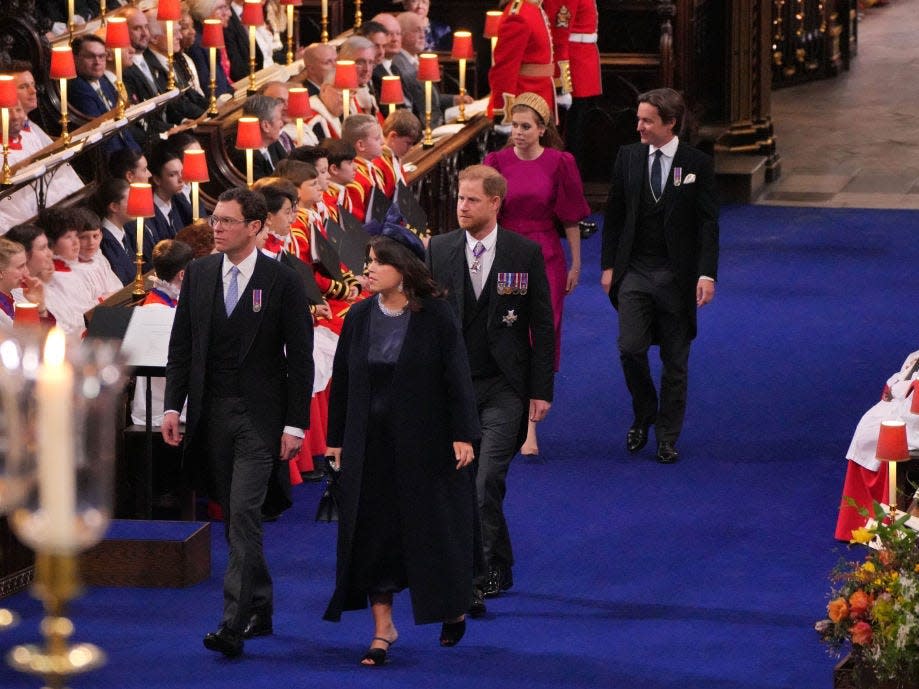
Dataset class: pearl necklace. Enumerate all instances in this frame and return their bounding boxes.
[376,295,407,317]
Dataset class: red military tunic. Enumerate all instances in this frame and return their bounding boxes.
[372,147,404,200]
[344,157,384,223]
[488,0,557,123]
[561,0,601,97]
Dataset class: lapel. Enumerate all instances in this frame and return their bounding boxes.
[629,144,648,202]
[236,252,276,364]
[485,228,514,327]
[193,254,222,363]
[447,230,467,323]
[662,143,688,227]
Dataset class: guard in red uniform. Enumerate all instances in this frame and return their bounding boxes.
[488,0,557,124]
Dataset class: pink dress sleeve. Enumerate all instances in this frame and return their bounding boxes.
[552,151,591,226]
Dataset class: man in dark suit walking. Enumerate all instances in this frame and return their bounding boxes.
[162,187,313,658]
[600,88,719,464]
[427,165,555,614]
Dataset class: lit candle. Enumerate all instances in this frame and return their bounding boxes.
[37,327,76,550]
[890,461,898,515]
[60,79,68,124]
[249,26,256,67]
[321,0,328,19]
[166,21,174,63]
[458,57,466,95]
[209,47,217,86]
[114,47,123,85]
[424,80,432,120]
[68,0,75,25]
[287,3,294,34]
[135,217,144,261]
[2,107,8,149]
[342,89,350,119]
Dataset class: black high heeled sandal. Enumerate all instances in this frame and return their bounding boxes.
[361,637,394,666]
[439,618,466,647]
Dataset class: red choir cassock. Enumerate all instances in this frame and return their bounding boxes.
[488,0,557,123]
[372,147,404,200]
[344,158,384,223]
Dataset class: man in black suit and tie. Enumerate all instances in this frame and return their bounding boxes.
[162,187,313,658]
[427,165,555,614]
[230,94,288,181]
[600,88,719,464]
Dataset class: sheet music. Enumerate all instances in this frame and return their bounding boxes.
[120,306,176,368]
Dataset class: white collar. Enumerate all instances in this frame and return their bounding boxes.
[650,136,679,158]
[465,224,498,253]
[223,246,258,279]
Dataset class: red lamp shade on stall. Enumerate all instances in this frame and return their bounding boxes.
[877,420,910,462]
[484,11,503,39]
[451,31,474,60]
[279,0,301,5]
[126,183,155,218]
[417,54,440,82]
[241,0,265,26]
[12,303,40,328]
[0,76,18,109]
[201,19,225,48]
[182,149,209,183]
[50,46,77,80]
[105,17,131,49]
[157,0,182,21]
[334,60,358,90]
[236,117,262,149]
[286,87,314,118]
[910,381,919,415]
[379,76,404,106]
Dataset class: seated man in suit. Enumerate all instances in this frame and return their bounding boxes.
[301,42,337,97]
[338,36,383,123]
[68,34,140,152]
[393,11,471,128]
[149,144,193,244]
[145,8,209,122]
[121,7,174,140]
[370,13,406,104]
[230,94,288,181]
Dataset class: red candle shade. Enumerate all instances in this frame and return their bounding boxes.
[157,0,182,21]
[126,183,155,218]
[286,87,314,118]
[201,19,225,48]
[379,75,403,105]
[241,0,265,27]
[279,0,301,5]
[236,117,262,149]
[0,76,17,109]
[334,60,358,90]
[877,420,910,462]
[451,31,474,60]
[910,380,919,415]
[484,11,503,38]
[49,46,77,80]
[182,149,209,183]
[417,53,440,82]
[12,302,40,328]
[106,17,131,49]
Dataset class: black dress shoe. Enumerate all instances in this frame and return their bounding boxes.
[242,611,273,638]
[482,566,513,598]
[627,424,650,453]
[468,588,487,618]
[203,626,243,658]
[656,441,679,464]
[439,618,466,647]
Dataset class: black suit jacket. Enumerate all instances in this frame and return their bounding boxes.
[164,251,314,477]
[100,225,136,286]
[427,227,555,403]
[67,76,140,152]
[600,141,719,338]
[225,10,265,84]
[229,140,287,181]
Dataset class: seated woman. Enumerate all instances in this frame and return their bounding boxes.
[0,237,46,327]
[835,349,919,540]
[324,230,481,664]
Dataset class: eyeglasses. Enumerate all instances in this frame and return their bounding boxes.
[208,216,248,228]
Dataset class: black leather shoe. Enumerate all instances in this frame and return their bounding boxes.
[482,566,513,598]
[656,441,679,464]
[626,425,650,453]
[242,611,273,638]
[203,626,243,657]
[468,588,487,618]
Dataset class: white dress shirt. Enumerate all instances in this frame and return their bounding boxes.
[465,224,499,282]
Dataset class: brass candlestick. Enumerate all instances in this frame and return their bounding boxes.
[208,75,218,114]
[99,0,106,25]
[286,4,295,65]
[248,26,257,95]
[7,553,106,689]
[166,20,177,90]
[354,0,362,29]
[321,14,329,43]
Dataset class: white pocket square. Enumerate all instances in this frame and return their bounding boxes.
[684,173,696,184]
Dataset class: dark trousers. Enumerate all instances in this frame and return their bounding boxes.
[203,396,276,632]
[472,375,524,582]
[617,266,691,444]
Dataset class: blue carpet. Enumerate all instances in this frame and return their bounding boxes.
[2,204,918,688]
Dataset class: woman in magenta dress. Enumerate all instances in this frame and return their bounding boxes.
[483,92,589,454]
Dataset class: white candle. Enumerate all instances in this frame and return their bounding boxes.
[192,182,200,221]
[209,47,217,83]
[321,0,328,20]
[249,26,256,65]
[287,4,294,35]
[890,461,898,515]
[68,0,75,25]
[60,79,68,122]
[424,80,432,119]
[166,21,174,61]
[342,89,350,119]
[37,327,76,550]
[115,47,123,86]
[459,58,466,94]
[296,118,304,146]
[2,108,9,149]
[135,217,144,260]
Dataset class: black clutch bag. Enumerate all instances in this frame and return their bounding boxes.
[315,456,341,522]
